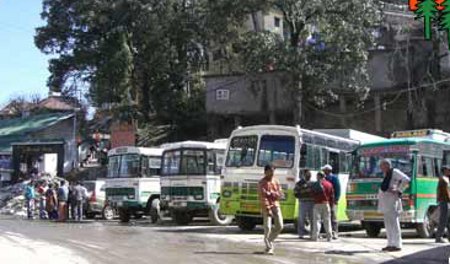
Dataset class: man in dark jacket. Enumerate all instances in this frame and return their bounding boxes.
[294,170,314,238]
[322,164,341,239]
[436,165,450,243]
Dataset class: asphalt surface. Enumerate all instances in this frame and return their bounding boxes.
[0,215,449,264]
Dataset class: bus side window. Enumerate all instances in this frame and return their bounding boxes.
[207,151,216,175]
[320,147,328,167]
[329,152,340,174]
[313,146,321,170]
[300,144,307,168]
[419,156,435,177]
[141,157,149,177]
[435,158,442,177]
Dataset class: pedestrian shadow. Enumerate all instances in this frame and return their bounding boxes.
[325,250,375,256]
[194,251,264,256]
[381,245,450,264]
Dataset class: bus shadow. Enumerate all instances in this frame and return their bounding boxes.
[381,245,450,264]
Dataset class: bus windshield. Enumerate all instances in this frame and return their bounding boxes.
[107,154,141,178]
[353,153,413,179]
[226,136,258,167]
[162,149,208,176]
[257,135,295,168]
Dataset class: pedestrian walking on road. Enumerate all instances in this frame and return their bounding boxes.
[45,183,58,220]
[435,165,450,243]
[294,170,314,239]
[378,159,410,252]
[68,183,77,220]
[24,181,36,219]
[311,171,334,242]
[322,164,341,240]
[74,182,88,221]
[57,180,69,222]
[259,164,284,255]
[37,182,48,219]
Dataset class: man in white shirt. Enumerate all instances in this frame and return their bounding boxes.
[378,159,410,252]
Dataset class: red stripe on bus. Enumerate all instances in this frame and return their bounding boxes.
[416,194,436,198]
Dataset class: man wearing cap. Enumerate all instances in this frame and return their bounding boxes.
[378,159,410,252]
[322,164,341,239]
[435,165,450,243]
[258,164,284,255]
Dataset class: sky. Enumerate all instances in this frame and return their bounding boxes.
[0,0,51,106]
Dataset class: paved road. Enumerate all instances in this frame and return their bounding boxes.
[0,216,448,264]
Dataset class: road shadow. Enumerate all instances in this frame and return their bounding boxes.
[194,251,264,256]
[381,245,450,264]
[325,250,375,256]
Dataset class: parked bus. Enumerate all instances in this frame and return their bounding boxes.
[347,129,450,238]
[160,140,233,225]
[105,146,163,223]
[220,125,360,231]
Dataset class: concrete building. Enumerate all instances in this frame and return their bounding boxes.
[204,2,450,138]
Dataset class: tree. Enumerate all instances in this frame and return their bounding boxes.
[416,0,439,40]
[35,0,248,144]
[234,0,381,123]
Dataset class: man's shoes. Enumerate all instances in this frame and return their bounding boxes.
[265,248,274,255]
[382,246,393,251]
[436,237,448,243]
[332,234,339,240]
[382,247,401,252]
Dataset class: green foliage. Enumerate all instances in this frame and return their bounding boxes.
[235,0,381,119]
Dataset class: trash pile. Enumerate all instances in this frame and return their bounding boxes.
[0,175,63,217]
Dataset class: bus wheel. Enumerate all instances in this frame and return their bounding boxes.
[102,205,115,221]
[416,208,436,238]
[173,211,191,225]
[134,213,144,220]
[363,221,382,238]
[150,199,161,224]
[237,217,256,231]
[209,205,233,226]
[119,209,131,223]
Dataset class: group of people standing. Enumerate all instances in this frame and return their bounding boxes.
[24,180,88,222]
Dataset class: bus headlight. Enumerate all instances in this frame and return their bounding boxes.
[194,195,204,200]
[128,194,135,200]
[222,190,232,198]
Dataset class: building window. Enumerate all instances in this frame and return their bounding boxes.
[274,17,281,28]
[216,89,230,101]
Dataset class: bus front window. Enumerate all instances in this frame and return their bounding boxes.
[107,156,120,178]
[257,135,295,168]
[119,154,140,177]
[354,154,413,179]
[226,136,257,167]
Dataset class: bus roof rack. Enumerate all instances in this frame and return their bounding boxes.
[391,129,450,142]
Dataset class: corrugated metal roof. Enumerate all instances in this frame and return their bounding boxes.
[0,112,74,153]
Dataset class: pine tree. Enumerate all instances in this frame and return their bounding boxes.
[416,0,439,40]
[440,0,450,49]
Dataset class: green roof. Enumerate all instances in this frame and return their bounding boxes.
[0,112,73,153]
[358,138,450,149]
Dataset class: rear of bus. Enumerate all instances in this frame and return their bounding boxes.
[346,141,415,237]
[220,126,299,230]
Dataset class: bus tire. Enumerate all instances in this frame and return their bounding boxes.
[119,209,131,223]
[173,211,191,225]
[363,221,382,238]
[102,205,115,221]
[237,217,257,231]
[209,205,233,226]
[416,208,436,238]
[134,213,144,220]
[150,199,161,224]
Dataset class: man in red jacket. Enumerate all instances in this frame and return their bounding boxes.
[311,171,334,242]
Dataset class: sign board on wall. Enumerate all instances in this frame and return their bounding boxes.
[111,123,136,148]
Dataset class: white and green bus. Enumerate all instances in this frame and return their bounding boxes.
[105,146,163,223]
[160,140,233,225]
[220,125,361,231]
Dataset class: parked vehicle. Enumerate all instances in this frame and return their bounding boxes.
[160,140,233,225]
[347,129,450,238]
[83,179,115,220]
[220,125,361,231]
[105,146,163,223]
